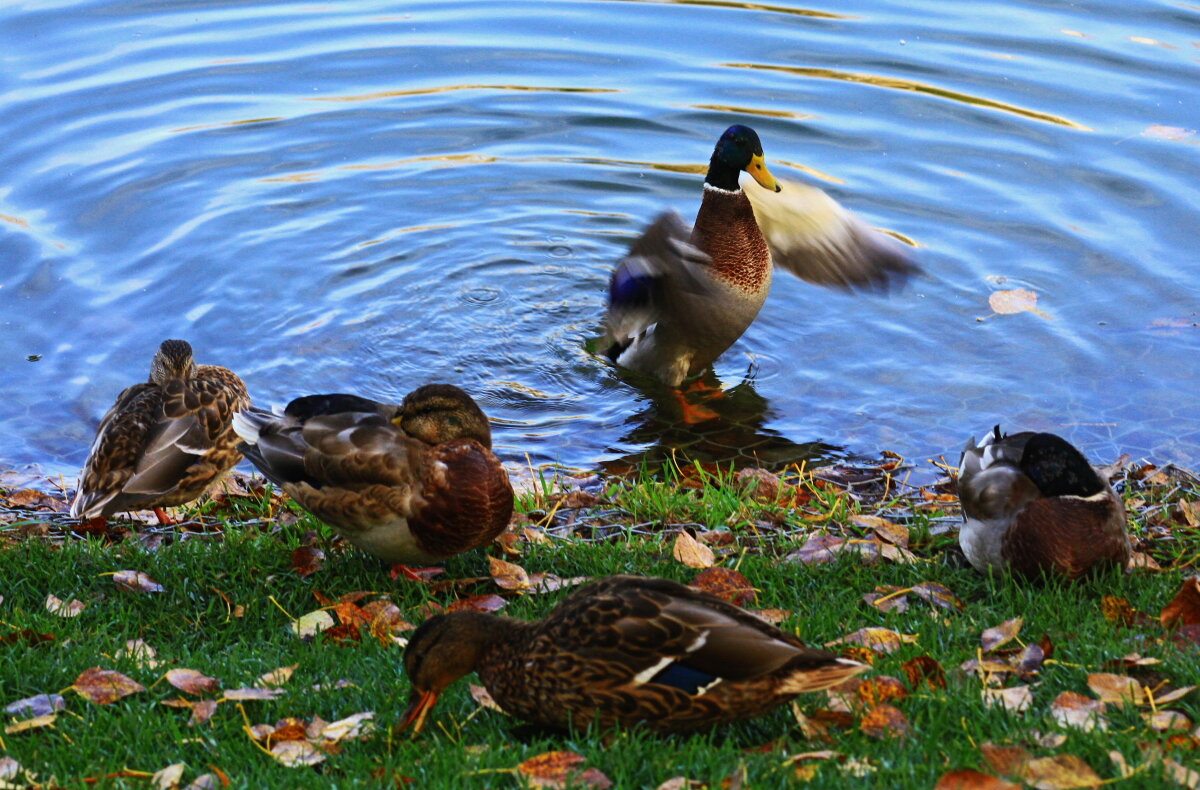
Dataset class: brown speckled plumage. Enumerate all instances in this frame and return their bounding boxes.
[400,575,866,734]
[957,426,1130,580]
[601,124,916,387]
[233,384,513,564]
[71,339,250,519]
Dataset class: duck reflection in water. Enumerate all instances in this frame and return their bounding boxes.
[600,367,838,476]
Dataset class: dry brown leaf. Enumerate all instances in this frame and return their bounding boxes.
[258,665,298,687]
[189,699,218,726]
[901,656,946,690]
[911,581,965,611]
[517,751,612,789]
[112,570,164,593]
[291,546,325,578]
[1086,673,1141,706]
[45,594,86,617]
[72,667,145,705]
[1017,642,1046,675]
[1162,756,1200,789]
[982,685,1033,713]
[934,770,1021,790]
[223,687,286,701]
[1161,577,1200,629]
[857,677,909,706]
[446,594,507,614]
[689,567,756,605]
[1021,754,1103,790]
[489,556,531,590]
[469,684,506,713]
[1144,710,1192,732]
[859,703,910,739]
[989,288,1050,319]
[673,530,716,568]
[981,618,1023,652]
[1102,595,1156,627]
[751,608,791,625]
[269,740,325,767]
[1129,552,1162,570]
[980,742,1032,777]
[864,586,909,613]
[852,515,911,548]
[786,534,845,564]
[1151,685,1195,705]
[827,627,918,654]
[166,668,221,696]
[1050,691,1107,731]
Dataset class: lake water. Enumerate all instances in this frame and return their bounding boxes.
[2,0,1198,485]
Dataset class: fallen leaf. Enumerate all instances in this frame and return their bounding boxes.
[673,530,715,568]
[655,779,705,790]
[151,763,186,790]
[45,594,86,617]
[320,711,374,742]
[983,685,1033,713]
[116,638,163,669]
[4,693,65,717]
[189,699,218,726]
[786,534,845,564]
[1017,643,1046,675]
[489,556,531,590]
[911,581,965,611]
[112,570,164,593]
[291,546,325,578]
[258,665,298,687]
[517,751,612,789]
[1102,595,1156,627]
[901,656,946,690]
[1161,577,1200,629]
[1087,673,1141,706]
[269,740,325,767]
[859,703,909,739]
[857,677,909,706]
[689,567,756,605]
[989,288,1050,319]
[1151,685,1195,705]
[469,684,506,713]
[1144,710,1192,731]
[290,609,335,639]
[827,627,918,654]
[980,742,1032,777]
[1021,754,1103,789]
[864,586,909,613]
[4,713,56,734]
[1050,691,1107,731]
[223,687,286,701]
[166,668,221,696]
[72,667,145,705]
[934,769,1021,790]
[981,618,1023,652]
[1162,757,1200,789]
[446,594,507,614]
[0,628,55,647]
[751,608,791,625]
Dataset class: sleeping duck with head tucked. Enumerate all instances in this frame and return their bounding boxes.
[599,124,916,400]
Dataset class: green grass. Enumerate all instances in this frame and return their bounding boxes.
[1,465,1198,789]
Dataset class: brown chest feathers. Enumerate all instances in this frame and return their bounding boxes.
[691,187,771,293]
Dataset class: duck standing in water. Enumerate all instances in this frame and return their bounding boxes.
[400,575,867,734]
[957,426,1131,580]
[600,125,915,418]
[71,339,250,523]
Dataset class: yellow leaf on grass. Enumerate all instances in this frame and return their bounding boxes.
[4,713,56,734]
[827,627,918,654]
[489,556,531,590]
[1086,673,1141,705]
[1021,754,1103,790]
[672,530,715,569]
[981,617,1023,652]
[71,667,145,705]
[1050,691,1107,731]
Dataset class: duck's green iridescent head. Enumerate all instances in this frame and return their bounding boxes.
[706,125,781,193]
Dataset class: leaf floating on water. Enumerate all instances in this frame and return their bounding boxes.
[112,570,164,593]
[72,667,145,705]
[672,530,715,569]
[988,288,1051,319]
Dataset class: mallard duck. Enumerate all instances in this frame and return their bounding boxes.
[232,384,513,564]
[400,575,867,734]
[71,339,250,522]
[600,124,916,388]
[957,426,1131,579]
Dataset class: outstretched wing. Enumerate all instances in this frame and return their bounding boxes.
[743,175,917,291]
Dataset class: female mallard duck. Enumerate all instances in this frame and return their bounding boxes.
[600,124,916,388]
[232,384,512,565]
[957,426,1131,580]
[71,339,250,522]
[400,575,867,734]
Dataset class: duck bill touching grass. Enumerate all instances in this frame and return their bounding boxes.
[71,339,250,524]
[232,384,513,573]
[599,124,916,422]
[956,426,1131,580]
[399,575,867,735]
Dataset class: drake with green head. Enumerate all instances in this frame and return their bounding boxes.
[399,575,867,735]
[957,426,1131,580]
[600,124,915,390]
